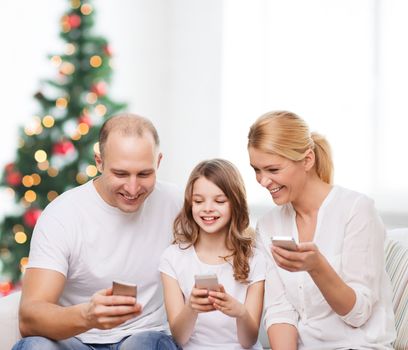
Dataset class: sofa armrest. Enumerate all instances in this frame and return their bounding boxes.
[0,291,22,350]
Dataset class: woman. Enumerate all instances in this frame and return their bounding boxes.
[248,111,396,349]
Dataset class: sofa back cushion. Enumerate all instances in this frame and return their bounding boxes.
[385,237,408,350]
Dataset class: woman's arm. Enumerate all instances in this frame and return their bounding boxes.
[267,323,298,350]
[272,244,356,316]
[160,272,214,346]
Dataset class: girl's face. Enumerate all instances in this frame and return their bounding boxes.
[191,176,232,236]
[248,147,307,206]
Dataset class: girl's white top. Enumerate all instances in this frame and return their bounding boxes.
[159,244,266,349]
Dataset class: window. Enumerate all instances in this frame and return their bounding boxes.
[220,0,408,217]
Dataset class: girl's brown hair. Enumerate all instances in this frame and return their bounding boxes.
[173,159,253,283]
[248,110,333,184]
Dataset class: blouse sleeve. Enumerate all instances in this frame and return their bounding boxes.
[256,225,299,329]
[339,195,386,327]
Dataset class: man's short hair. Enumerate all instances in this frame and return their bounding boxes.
[98,113,160,157]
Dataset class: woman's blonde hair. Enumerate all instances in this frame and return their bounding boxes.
[248,110,333,184]
[173,159,253,283]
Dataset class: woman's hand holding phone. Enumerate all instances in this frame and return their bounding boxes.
[272,241,324,273]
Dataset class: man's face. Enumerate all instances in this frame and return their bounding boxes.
[95,131,161,213]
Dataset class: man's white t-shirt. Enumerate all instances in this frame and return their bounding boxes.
[159,244,266,350]
[27,179,182,343]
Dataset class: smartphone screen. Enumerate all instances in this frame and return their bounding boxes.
[112,280,137,298]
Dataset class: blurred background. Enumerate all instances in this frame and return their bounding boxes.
[0,0,407,285]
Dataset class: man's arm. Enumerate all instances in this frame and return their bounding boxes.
[19,268,142,340]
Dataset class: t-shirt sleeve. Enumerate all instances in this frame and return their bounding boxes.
[26,211,71,277]
[248,248,267,285]
[158,245,178,280]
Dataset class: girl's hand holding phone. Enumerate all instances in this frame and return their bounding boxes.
[188,286,216,313]
[207,285,246,318]
[271,241,324,273]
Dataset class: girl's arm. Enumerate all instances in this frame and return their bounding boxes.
[208,280,264,348]
[160,272,214,346]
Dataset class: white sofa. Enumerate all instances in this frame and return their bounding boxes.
[1,228,407,350]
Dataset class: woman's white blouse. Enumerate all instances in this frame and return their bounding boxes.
[257,186,396,349]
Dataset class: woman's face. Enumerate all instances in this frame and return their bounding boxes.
[248,147,307,205]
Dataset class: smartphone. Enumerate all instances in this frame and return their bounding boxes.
[271,236,298,251]
[194,273,219,291]
[112,280,137,298]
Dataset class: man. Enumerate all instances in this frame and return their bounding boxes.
[13,114,182,350]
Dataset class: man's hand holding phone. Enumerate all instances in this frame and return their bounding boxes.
[81,281,142,331]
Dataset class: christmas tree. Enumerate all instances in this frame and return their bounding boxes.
[0,0,126,291]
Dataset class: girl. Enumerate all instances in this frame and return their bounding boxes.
[248,110,396,349]
[159,159,266,349]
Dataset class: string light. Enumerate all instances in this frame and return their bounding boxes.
[76,172,88,184]
[81,3,93,15]
[60,62,75,75]
[20,198,31,208]
[56,97,68,109]
[47,191,59,202]
[65,43,76,55]
[86,92,98,104]
[15,231,27,244]
[47,167,59,177]
[51,55,62,66]
[86,165,98,177]
[0,248,11,260]
[24,116,43,136]
[61,15,71,33]
[42,115,55,128]
[22,175,34,188]
[93,142,100,154]
[95,104,107,116]
[24,190,37,203]
[37,160,49,171]
[71,133,81,141]
[34,150,48,163]
[13,224,25,233]
[78,122,89,135]
[32,173,41,186]
[18,138,25,148]
[20,257,29,273]
[71,0,81,9]
[5,188,15,198]
[0,281,12,295]
[90,55,102,68]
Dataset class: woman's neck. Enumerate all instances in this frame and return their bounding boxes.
[292,176,332,218]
